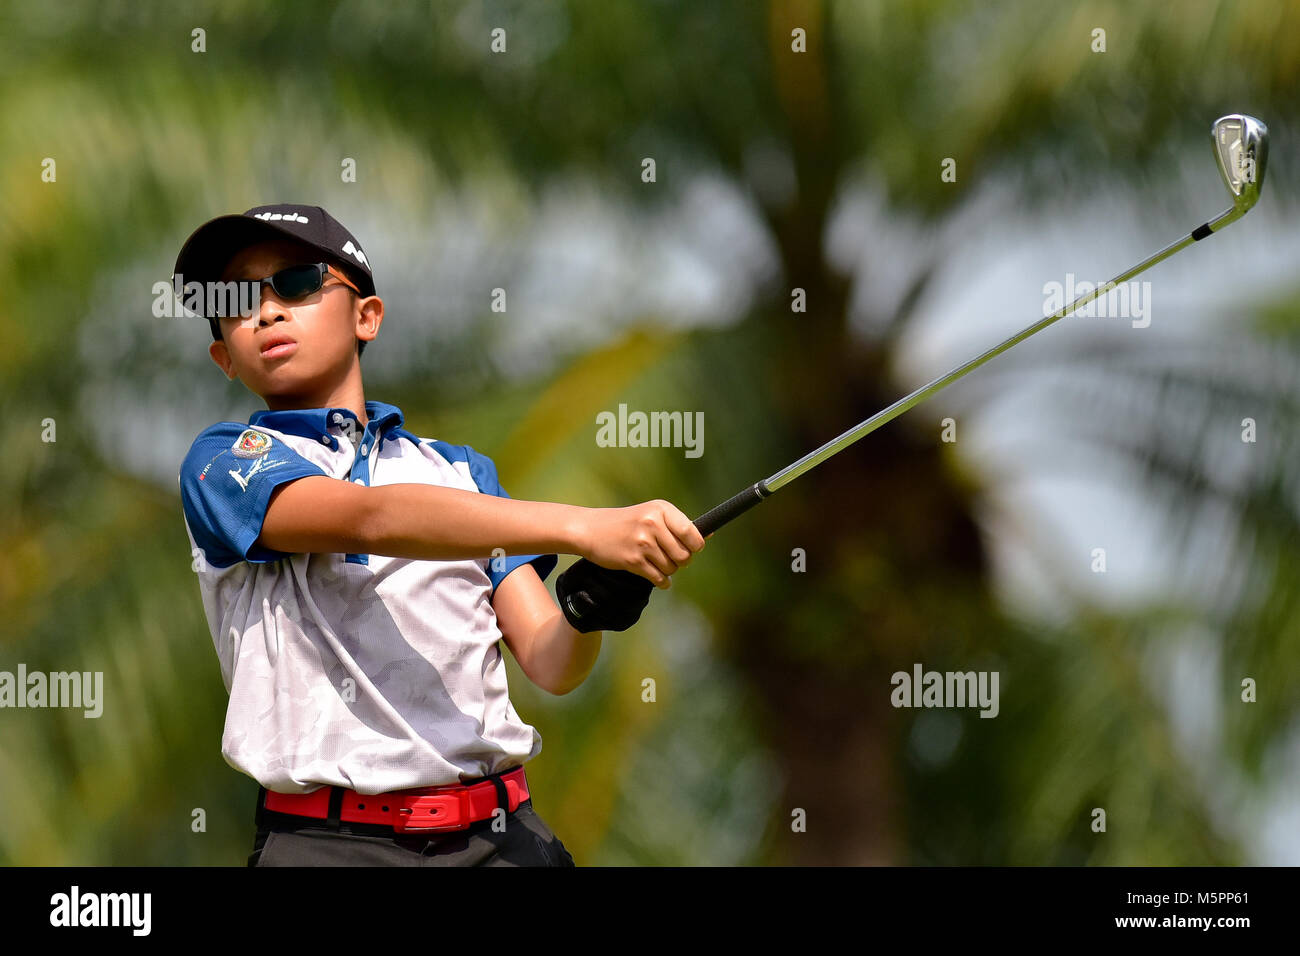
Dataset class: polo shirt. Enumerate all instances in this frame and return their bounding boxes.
[177,399,558,794]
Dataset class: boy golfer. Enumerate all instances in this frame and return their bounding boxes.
[174,204,705,866]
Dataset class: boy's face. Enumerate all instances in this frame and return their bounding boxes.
[208,239,382,403]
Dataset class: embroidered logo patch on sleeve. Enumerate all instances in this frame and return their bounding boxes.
[232,429,273,459]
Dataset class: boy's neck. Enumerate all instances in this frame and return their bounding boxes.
[261,372,368,427]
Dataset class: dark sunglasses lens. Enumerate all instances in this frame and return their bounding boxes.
[271,264,325,299]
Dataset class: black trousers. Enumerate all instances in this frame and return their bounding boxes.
[248,775,576,867]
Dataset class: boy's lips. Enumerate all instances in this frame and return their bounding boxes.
[259,334,298,359]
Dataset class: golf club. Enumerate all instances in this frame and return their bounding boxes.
[559,113,1268,628]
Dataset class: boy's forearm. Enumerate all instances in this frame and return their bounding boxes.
[525,609,603,696]
[363,483,589,560]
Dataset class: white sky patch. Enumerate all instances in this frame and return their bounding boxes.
[486,171,780,378]
[1248,720,1300,865]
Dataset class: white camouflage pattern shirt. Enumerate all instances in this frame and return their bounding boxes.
[177,399,557,795]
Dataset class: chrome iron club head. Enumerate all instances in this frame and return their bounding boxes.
[1212,113,1268,216]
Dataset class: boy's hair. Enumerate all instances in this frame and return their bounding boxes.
[208,253,371,358]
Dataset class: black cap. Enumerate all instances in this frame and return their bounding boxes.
[173,204,376,335]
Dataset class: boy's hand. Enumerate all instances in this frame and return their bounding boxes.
[556,500,711,634]
[578,499,707,589]
[555,560,654,633]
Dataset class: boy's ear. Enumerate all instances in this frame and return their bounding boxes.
[209,339,237,381]
[355,294,383,347]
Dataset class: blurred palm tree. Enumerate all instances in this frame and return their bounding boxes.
[1,0,1297,865]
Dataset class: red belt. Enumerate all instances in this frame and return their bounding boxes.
[263,766,529,833]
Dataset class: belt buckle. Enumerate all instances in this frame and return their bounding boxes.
[392,787,471,833]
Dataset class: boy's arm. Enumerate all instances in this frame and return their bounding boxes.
[257,476,705,585]
[258,476,588,559]
[492,564,602,696]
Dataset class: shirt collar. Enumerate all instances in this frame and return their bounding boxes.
[249,400,405,451]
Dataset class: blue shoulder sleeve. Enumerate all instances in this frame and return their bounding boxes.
[179,423,328,568]
[428,440,560,592]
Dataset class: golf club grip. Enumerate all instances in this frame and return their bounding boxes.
[691,481,770,537]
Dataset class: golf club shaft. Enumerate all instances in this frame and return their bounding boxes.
[690,208,1235,538]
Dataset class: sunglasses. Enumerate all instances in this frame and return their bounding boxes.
[212,262,362,318]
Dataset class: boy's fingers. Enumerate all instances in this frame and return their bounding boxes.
[660,502,706,552]
[661,528,694,565]
[633,530,675,582]
[648,523,692,571]
[643,536,679,578]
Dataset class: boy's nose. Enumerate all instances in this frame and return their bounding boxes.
[256,298,290,326]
